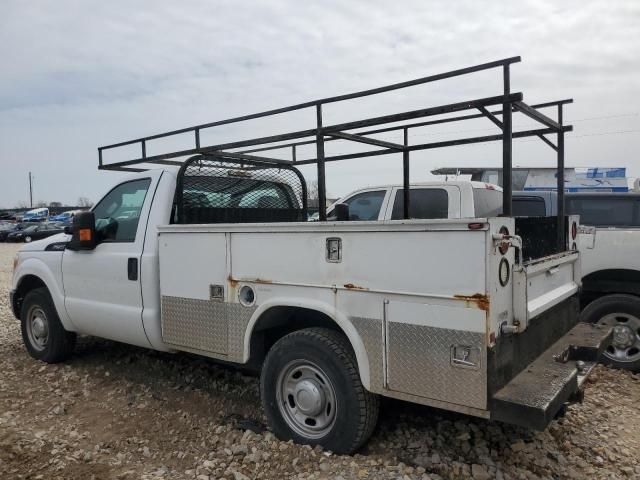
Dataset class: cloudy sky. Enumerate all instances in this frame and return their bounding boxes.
[1,0,639,208]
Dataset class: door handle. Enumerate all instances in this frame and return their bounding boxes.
[127,258,138,281]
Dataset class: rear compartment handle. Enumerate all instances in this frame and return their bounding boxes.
[546,266,560,276]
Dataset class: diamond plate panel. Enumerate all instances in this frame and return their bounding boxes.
[161,296,255,360]
[227,302,257,362]
[350,317,384,393]
[387,323,487,409]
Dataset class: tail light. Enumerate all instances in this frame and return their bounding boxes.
[571,221,577,240]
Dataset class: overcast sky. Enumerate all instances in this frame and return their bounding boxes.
[1,0,639,208]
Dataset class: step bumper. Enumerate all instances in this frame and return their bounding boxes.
[490,322,612,430]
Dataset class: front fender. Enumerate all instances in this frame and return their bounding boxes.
[13,255,77,332]
[243,297,372,390]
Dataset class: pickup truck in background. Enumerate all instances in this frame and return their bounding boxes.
[513,191,640,371]
[327,181,502,221]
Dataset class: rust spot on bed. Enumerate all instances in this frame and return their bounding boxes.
[453,293,490,311]
[343,283,369,291]
[228,276,272,286]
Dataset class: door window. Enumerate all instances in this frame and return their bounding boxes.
[567,196,640,227]
[343,190,386,221]
[512,197,547,217]
[391,188,448,219]
[92,179,151,242]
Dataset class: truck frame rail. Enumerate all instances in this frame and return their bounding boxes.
[98,56,572,248]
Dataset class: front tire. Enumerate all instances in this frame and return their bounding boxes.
[580,294,640,372]
[21,288,76,363]
[260,327,379,454]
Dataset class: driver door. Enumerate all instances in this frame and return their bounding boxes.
[62,177,153,347]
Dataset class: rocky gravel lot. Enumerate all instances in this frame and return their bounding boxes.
[1,243,639,479]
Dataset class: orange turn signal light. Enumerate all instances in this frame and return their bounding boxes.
[79,229,92,241]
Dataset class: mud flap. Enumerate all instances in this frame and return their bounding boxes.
[490,322,611,430]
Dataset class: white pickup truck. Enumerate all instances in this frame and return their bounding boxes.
[11,159,609,453]
[326,181,503,221]
[10,57,614,453]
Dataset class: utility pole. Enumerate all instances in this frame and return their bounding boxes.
[29,172,33,208]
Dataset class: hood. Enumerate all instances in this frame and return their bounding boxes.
[20,232,71,252]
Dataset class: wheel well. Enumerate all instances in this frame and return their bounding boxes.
[247,306,345,368]
[581,269,640,308]
[13,275,48,318]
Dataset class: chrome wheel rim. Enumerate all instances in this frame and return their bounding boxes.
[598,312,640,363]
[26,306,49,351]
[25,236,32,243]
[276,360,337,439]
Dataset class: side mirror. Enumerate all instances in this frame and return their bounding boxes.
[66,211,97,251]
[333,203,350,221]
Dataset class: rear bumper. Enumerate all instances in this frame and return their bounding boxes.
[490,321,611,430]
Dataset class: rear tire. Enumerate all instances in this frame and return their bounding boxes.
[20,287,76,363]
[260,327,379,454]
[580,294,640,372]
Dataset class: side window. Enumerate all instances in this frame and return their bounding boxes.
[344,190,386,221]
[512,197,547,217]
[391,189,448,220]
[567,196,640,227]
[92,179,151,242]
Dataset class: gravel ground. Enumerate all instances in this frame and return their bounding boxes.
[1,242,639,480]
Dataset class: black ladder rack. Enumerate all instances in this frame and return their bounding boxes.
[98,56,572,248]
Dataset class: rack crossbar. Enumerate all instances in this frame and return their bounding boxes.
[96,56,572,249]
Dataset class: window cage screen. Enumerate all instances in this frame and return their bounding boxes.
[175,155,307,224]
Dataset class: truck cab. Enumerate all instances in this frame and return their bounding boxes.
[327,181,502,221]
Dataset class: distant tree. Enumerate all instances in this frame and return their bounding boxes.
[15,201,28,209]
[35,201,48,207]
[49,201,62,208]
[77,197,94,208]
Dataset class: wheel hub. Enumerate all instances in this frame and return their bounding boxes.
[599,312,640,363]
[26,307,49,351]
[276,360,338,439]
[32,317,47,339]
[294,379,324,416]
[612,324,635,349]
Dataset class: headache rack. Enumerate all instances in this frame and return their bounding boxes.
[98,56,573,248]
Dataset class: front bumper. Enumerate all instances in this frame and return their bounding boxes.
[490,322,612,430]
